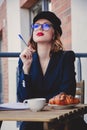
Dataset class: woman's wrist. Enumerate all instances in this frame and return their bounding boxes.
[23,66,30,74]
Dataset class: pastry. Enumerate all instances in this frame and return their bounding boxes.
[49,92,80,105]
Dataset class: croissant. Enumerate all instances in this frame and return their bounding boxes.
[49,92,80,105]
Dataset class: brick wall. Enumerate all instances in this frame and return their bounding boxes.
[51,0,72,50]
[0,0,8,102]
[20,0,38,8]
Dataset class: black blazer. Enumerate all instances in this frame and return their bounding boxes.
[17,50,76,102]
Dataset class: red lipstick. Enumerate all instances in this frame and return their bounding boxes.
[37,32,44,36]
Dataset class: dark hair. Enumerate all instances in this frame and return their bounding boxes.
[28,11,63,52]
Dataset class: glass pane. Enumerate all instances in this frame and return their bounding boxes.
[48,0,52,11]
[0,37,2,103]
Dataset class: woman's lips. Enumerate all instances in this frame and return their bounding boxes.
[37,32,44,36]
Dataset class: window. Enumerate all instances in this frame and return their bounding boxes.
[48,0,51,11]
[0,36,2,103]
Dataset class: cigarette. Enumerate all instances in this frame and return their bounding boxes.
[18,34,28,46]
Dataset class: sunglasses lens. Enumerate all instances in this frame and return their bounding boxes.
[32,23,52,30]
[32,24,40,30]
[42,24,50,30]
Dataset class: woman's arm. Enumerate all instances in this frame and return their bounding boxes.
[17,59,32,102]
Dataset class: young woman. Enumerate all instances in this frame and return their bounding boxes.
[17,11,87,130]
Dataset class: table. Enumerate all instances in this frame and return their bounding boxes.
[0,104,87,130]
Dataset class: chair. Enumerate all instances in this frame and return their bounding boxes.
[63,80,85,130]
[75,80,84,103]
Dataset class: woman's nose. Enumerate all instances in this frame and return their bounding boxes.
[38,25,43,30]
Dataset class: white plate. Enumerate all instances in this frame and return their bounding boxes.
[48,103,78,109]
[0,102,29,110]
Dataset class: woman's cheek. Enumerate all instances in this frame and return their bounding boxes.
[32,33,37,41]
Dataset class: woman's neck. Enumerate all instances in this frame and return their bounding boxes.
[37,43,51,75]
[37,43,51,59]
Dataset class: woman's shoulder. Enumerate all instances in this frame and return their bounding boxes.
[62,50,75,61]
[55,50,75,56]
[55,50,75,61]
[63,50,75,57]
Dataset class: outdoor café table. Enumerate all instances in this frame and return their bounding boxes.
[0,104,87,130]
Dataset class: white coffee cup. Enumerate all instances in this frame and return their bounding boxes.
[23,98,46,112]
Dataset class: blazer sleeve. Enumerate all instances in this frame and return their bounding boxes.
[59,51,76,96]
[17,58,32,102]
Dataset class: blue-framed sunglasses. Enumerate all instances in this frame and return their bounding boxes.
[31,23,53,31]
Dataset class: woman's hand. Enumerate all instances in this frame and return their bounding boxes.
[20,45,35,74]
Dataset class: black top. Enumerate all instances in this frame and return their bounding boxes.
[17,50,76,102]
